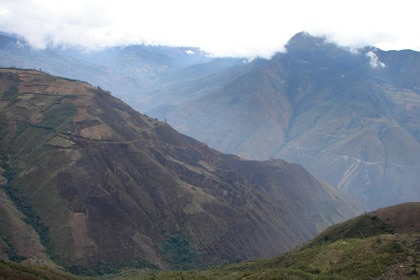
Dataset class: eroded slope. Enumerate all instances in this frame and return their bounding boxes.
[0,69,361,272]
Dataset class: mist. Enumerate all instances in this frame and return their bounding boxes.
[1,0,420,58]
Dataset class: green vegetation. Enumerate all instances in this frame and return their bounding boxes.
[308,214,395,247]
[142,268,317,280]
[62,95,78,99]
[6,100,76,157]
[159,231,202,270]
[8,122,29,150]
[38,102,77,130]
[3,226,418,280]
[2,82,19,105]
[0,69,364,277]
[1,161,53,257]
[3,185,52,254]
[32,74,57,83]
[137,232,419,280]
[133,211,418,280]
[0,260,81,280]
[0,72,20,105]
[1,163,16,184]
[316,200,343,224]
[0,211,416,279]
[1,238,26,263]
[68,257,158,276]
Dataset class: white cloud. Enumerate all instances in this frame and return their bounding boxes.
[0,0,419,58]
[0,7,9,16]
[366,51,386,68]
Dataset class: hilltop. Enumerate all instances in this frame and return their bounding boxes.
[0,69,361,274]
[142,202,420,279]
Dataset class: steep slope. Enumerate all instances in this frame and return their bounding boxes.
[144,202,420,280]
[165,32,420,210]
[0,188,54,267]
[145,57,260,118]
[3,32,419,210]
[1,203,418,279]
[0,69,361,273]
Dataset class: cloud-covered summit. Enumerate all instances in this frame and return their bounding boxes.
[1,0,419,58]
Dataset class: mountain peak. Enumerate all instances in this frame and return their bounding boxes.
[285,32,328,52]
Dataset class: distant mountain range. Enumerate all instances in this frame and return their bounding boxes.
[0,32,244,113]
[1,31,419,211]
[0,69,360,273]
[164,33,420,210]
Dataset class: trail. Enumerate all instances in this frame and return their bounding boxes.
[68,134,148,145]
[293,146,420,169]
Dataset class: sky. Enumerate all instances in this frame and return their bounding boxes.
[0,0,419,58]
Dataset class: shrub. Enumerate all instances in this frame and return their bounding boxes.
[159,230,202,270]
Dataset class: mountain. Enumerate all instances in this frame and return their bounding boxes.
[163,32,420,210]
[0,69,361,274]
[144,202,420,279]
[1,202,418,279]
[0,32,245,113]
[2,31,419,210]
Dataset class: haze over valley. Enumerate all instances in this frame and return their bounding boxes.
[1,31,419,210]
[0,1,419,279]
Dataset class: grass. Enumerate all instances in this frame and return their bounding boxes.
[4,213,412,279]
[307,214,395,247]
[37,102,77,131]
[68,257,158,277]
[80,233,410,280]
[129,212,418,280]
[139,233,419,280]
[32,75,57,83]
[0,260,81,280]
[1,80,19,105]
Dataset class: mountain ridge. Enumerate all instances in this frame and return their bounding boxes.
[0,33,245,113]
[1,31,418,209]
[163,33,420,210]
[0,68,362,273]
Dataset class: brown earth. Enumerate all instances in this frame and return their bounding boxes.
[371,202,420,233]
[0,69,362,270]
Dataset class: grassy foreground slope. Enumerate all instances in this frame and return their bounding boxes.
[141,203,420,280]
[1,232,418,279]
[0,203,418,279]
[0,260,81,280]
